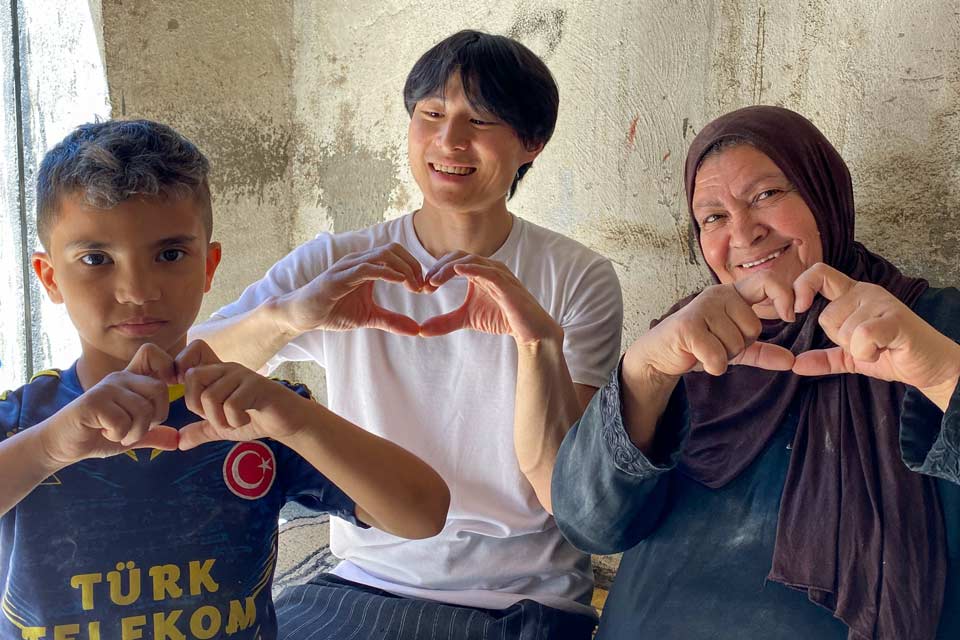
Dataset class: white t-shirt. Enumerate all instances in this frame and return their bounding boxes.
[213,213,623,616]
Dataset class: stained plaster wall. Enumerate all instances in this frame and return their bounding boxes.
[100,0,959,379]
[101,0,297,321]
[293,0,960,347]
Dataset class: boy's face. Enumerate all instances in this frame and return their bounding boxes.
[32,194,221,374]
[407,73,542,215]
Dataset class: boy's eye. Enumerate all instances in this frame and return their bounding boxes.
[159,249,186,262]
[79,253,110,266]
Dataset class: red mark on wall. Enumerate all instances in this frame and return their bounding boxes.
[627,115,639,147]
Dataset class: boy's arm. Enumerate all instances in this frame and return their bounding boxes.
[176,340,449,539]
[0,427,65,517]
[273,398,450,539]
[0,345,179,518]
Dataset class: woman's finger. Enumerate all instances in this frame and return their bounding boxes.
[793,262,856,313]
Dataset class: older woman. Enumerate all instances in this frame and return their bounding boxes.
[552,106,960,639]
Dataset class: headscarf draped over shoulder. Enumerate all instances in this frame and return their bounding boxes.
[673,105,944,640]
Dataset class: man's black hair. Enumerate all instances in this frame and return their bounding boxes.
[403,30,559,199]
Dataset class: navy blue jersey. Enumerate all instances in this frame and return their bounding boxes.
[0,364,359,640]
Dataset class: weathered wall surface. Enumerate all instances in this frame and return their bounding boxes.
[100,0,297,320]
[291,0,960,347]
[100,0,959,352]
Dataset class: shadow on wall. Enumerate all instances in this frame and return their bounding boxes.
[854,105,960,288]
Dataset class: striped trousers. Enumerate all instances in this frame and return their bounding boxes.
[277,574,597,640]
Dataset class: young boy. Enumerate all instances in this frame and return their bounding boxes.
[0,120,449,640]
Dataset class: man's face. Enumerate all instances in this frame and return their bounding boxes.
[33,194,221,373]
[407,73,542,214]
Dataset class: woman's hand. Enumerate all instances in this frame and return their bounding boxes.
[626,271,797,380]
[792,263,960,411]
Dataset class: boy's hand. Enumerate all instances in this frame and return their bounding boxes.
[175,340,302,450]
[39,344,179,467]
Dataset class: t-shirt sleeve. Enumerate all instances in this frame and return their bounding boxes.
[0,387,22,442]
[560,258,624,388]
[209,237,334,370]
[271,380,366,527]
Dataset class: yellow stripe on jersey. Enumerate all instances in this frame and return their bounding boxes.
[28,369,61,382]
[168,383,185,403]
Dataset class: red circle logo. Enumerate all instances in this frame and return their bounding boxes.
[223,442,276,500]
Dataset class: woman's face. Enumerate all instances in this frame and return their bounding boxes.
[691,144,824,316]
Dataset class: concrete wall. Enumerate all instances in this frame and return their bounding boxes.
[101,0,297,320]
[101,0,960,359]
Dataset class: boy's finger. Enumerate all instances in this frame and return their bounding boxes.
[125,343,177,385]
[175,340,222,381]
[177,420,220,450]
[120,374,171,425]
[130,425,180,451]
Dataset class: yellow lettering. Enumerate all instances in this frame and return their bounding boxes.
[149,564,183,601]
[152,610,186,640]
[225,597,256,634]
[69,573,102,611]
[107,561,141,606]
[20,629,46,640]
[53,626,79,640]
[88,622,100,640]
[120,615,146,640]
[189,606,222,639]
[188,560,218,596]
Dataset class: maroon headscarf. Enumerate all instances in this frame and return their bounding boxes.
[673,106,946,639]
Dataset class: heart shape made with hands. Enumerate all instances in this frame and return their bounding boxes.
[362,260,521,339]
[697,263,919,381]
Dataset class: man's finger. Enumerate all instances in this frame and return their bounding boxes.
[424,251,468,286]
[730,341,795,371]
[368,304,421,336]
[126,343,177,385]
[130,425,180,451]
[793,263,856,313]
[419,304,470,337]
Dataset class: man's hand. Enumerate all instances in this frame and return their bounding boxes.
[418,252,561,346]
[792,263,960,410]
[38,344,179,466]
[275,244,423,337]
[175,340,306,450]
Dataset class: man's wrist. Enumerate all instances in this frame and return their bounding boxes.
[264,294,304,342]
[515,321,564,354]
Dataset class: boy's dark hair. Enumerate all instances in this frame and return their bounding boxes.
[36,119,212,248]
[403,30,559,199]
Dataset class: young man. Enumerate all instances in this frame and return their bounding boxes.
[0,120,449,639]
[194,30,623,638]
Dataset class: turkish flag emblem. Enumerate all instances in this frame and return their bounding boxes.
[223,441,277,500]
